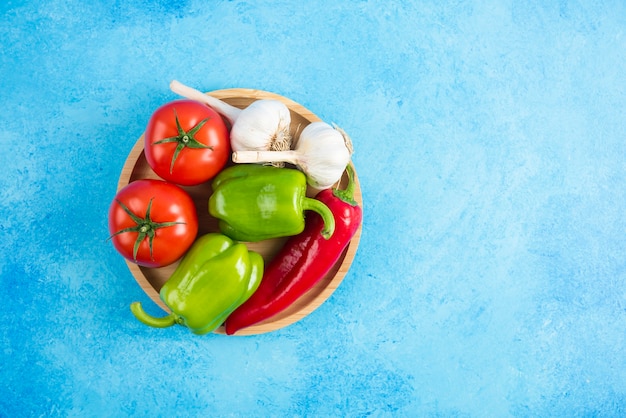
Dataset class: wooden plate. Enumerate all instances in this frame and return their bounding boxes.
[117,88,363,335]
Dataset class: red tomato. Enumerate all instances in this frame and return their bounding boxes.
[108,179,198,268]
[144,99,230,186]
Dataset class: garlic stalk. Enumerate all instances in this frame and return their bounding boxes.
[169,80,292,154]
[170,80,241,124]
[232,121,354,190]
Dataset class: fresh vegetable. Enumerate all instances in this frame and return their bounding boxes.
[108,179,198,268]
[170,80,292,157]
[144,99,230,186]
[209,164,335,242]
[130,233,263,335]
[232,121,353,191]
[224,165,362,335]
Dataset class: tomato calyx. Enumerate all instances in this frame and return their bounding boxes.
[152,108,214,174]
[109,198,185,262]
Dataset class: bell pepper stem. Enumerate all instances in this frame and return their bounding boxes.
[302,197,335,239]
[130,302,177,328]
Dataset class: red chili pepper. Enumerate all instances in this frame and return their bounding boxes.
[224,164,363,335]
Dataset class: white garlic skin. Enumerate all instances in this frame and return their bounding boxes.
[295,121,351,190]
[230,99,292,152]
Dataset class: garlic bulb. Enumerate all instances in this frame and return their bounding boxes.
[229,99,291,152]
[233,121,353,190]
[169,80,292,154]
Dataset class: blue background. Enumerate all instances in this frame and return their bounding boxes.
[2,0,626,416]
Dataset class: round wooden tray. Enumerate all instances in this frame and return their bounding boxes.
[117,88,362,335]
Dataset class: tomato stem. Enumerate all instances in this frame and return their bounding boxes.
[152,108,214,174]
[108,198,185,262]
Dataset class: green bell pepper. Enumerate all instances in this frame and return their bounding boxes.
[130,233,263,335]
[209,164,335,242]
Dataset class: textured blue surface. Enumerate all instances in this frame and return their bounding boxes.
[2,0,626,416]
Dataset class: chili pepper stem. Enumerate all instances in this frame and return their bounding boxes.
[302,197,335,239]
[333,164,358,205]
[130,302,178,328]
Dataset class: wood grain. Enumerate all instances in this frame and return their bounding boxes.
[117,88,363,336]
